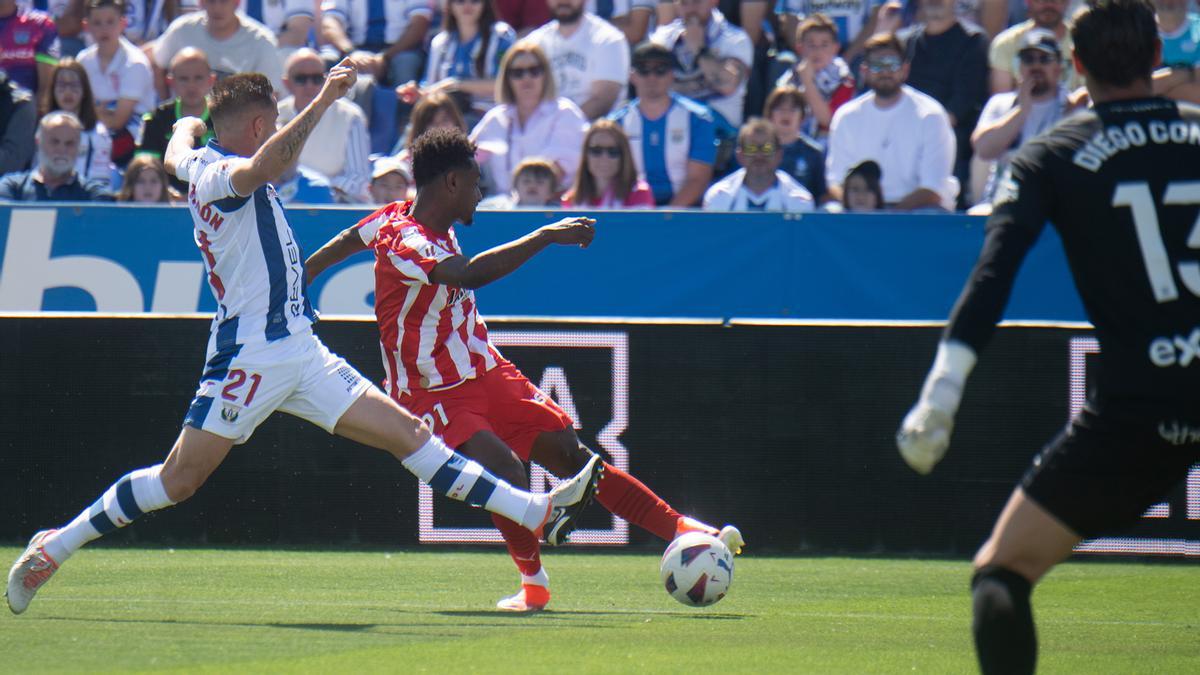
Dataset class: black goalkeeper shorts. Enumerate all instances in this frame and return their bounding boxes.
[1021,404,1200,538]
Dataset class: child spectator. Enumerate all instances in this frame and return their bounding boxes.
[776,14,855,140]
[841,159,883,212]
[764,85,826,202]
[470,42,587,196]
[117,154,179,202]
[480,157,560,208]
[78,0,157,166]
[369,156,412,204]
[47,59,115,188]
[563,119,654,208]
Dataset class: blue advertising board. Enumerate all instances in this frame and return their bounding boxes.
[0,204,1086,321]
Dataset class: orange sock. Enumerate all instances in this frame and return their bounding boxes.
[595,462,681,541]
[492,513,542,577]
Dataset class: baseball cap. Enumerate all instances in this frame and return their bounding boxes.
[372,157,412,182]
[1019,28,1061,57]
[631,42,680,69]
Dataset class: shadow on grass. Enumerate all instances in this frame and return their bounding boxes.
[34,615,457,638]
[432,609,751,620]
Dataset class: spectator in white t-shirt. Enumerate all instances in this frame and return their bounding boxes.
[277,48,371,202]
[650,0,752,126]
[154,0,284,92]
[78,0,156,141]
[525,0,631,119]
[703,117,813,212]
[826,33,958,211]
[470,41,588,195]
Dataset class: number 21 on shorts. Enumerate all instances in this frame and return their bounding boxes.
[421,402,449,432]
[221,369,263,405]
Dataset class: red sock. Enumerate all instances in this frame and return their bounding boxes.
[596,462,681,541]
[492,513,542,577]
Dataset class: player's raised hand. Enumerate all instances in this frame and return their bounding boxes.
[896,402,954,475]
[540,217,596,248]
[172,116,207,138]
[317,59,358,105]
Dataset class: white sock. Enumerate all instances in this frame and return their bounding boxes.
[401,436,545,530]
[44,465,174,563]
[522,567,550,588]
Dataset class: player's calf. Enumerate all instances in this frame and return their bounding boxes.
[971,565,1036,675]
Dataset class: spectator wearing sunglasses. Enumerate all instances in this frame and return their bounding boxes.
[825,33,958,211]
[563,119,655,208]
[608,41,717,206]
[470,42,587,196]
[970,29,1071,211]
[703,117,813,212]
[277,48,372,202]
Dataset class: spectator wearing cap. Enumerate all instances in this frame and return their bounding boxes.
[971,28,1072,209]
[703,117,813,212]
[840,160,883,212]
[470,42,587,196]
[899,0,989,208]
[988,0,1078,93]
[650,0,752,126]
[136,47,216,192]
[608,41,717,206]
[277,48,372,202]
[369,156,412,204]
[319,0,432,85]
[1152,0,1200,103]
[826,33,958,211]
[525,0,631,119]
[764,85,825,201]
[0,112,112,202]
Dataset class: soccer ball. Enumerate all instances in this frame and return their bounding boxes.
[659,531,734,607]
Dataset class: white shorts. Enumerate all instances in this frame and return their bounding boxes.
[183,331,374,444]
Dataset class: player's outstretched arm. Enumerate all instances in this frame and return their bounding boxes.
[430,216,596,290]
[228,59,358,197]
[305,226,369,284]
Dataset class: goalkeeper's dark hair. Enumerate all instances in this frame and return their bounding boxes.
[1071,0,1159,87]
[412,127,476,188]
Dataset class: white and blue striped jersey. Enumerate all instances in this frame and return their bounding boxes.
[176,140,316,358]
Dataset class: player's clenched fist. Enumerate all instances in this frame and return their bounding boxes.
[172,116,207,138]
[318,58,358,104]
[540,217,596,248]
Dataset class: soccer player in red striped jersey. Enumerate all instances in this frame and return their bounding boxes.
[307,128,744,611]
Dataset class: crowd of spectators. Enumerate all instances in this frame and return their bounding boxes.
[0,0,1198,211]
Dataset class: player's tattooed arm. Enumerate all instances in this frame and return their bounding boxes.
[305,226,369,284]
[230,59,358,196]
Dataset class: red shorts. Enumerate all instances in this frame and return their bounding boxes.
[396,360,573,460]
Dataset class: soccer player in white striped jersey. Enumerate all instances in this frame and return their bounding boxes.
[6,62,603,616]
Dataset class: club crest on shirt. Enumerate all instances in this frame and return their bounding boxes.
[220,404,241,423]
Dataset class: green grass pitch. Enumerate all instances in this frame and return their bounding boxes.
[1,548,1196,673]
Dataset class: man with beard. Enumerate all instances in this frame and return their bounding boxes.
[971,29,1074,209]
[526,0,631,119]
[0,112,111,201]
[990,0,1080,93]
[825,33,958,211]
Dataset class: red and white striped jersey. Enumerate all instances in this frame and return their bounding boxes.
[356,201,500,396]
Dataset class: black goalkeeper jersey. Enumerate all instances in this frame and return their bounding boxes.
[946,96,1200,408]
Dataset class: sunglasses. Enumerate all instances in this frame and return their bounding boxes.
[1019,51,1057,66]
[866,57,903,74]
[290,72,326,85]
[587,145,621,158]
[634,63,672,77]
[508,64,544,80]
[740,142,777,156]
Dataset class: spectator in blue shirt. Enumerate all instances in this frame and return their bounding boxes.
[609,41,716,206]
[0,112,112,202]
[1153,0,1200,103]
[764,85,826,202]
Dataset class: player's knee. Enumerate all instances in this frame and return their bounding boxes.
[536,435,591,477]
[160,464,208,503]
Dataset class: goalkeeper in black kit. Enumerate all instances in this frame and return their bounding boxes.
[896,0,1200,673]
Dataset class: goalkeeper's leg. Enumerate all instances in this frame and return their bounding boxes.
[970,488,1079,675]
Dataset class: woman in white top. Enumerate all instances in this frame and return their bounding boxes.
[469,42,587,197]
[46,60,114,189]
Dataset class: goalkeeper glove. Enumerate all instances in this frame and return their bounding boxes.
[896,340,977,475]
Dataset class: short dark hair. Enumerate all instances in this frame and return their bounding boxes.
[85,0,124,15]
[412,128,476,188]
[208,73,275,132]
[797,13,839,45]
[764,86,806,119]
[863,32,906,61]
[1071,0,1158,87]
